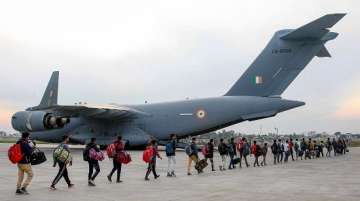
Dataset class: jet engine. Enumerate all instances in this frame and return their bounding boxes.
[11,111,70,132]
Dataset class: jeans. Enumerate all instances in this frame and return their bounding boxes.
[17,164,33,189]
[88,160,100,181]
[205,157,214,170]
[109,159,122,182]
[239,153,249,167]
[51,162,71,187]
[145,161,158,179]
[228,154,235,169]
[167,156,176,174]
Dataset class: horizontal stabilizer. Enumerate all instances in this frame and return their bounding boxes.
[280,13,346,41]
[316,45,331,57]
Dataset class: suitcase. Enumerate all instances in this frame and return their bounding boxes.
[195,159,208,171]
[233,157,241,164]
[30,148,47,165]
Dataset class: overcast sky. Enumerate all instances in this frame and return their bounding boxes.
[0,0,359,134]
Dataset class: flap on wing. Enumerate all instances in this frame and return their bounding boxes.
[280,13,346,41]
[29,104,149,120]
[316,45,331,57]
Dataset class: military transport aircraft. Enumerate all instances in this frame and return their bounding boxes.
[11,13,345,148]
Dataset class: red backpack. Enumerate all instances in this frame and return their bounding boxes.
[106,143,116,158]
[8,144,23,164]
[142,147,154,163]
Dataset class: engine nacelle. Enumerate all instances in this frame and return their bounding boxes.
[11,111,70,132]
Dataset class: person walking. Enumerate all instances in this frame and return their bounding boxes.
[300,138,307,160]
[204,139,215,171]
[165,134,177,177]
[237,137,250,168]
[326,138,332,157]
[145,139,162,180]
[228,138,236,169]
[85,138,101,186]
[284,140,290,162]
[50,135,74,190]
[15,132,34,195]
[187,138,199,175]
[107,136,125,183]
[294,138,300,160]
[278,139,284,163]
[260,143,268,166]
[271,140,279,165]
[251,141,260,167]
[289,138,295,161]
[218,138,229,171]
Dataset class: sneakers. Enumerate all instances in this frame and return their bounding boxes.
[154,175,160,179]
[144,177,150,181]
[187,172,192,176]
[20,187,29,195]
[68,184,75,188]
[167,173,172,177]
[171,171,176,177]
[107,175,112,182]
[49,186,56,191]
[88,180,96,187]
[15,189,24,195]
[116,180,123,183]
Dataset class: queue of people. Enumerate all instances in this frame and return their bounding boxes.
[9,132,350,195]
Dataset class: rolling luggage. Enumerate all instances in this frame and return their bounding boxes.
[195,159,208,171]
[30,148,47,165]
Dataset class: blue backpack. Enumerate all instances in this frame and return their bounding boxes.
[165,143,175,156]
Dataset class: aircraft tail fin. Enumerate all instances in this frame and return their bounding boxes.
[225,13,345,97]
[39,71,59,107]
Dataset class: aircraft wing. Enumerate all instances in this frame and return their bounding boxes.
[27,104,149,120]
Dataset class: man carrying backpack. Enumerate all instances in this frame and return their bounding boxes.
[165,134,177,177]
[14,132,33,195]
[145,139,162,180]
[107,136,125,183]
[84,138,101,186]
[218,138,229,171]
[204,139,215,171]
[50,135,74,190]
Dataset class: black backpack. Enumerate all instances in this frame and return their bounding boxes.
[83,145,91,161]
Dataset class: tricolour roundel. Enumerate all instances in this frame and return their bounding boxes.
[196,109,206,119]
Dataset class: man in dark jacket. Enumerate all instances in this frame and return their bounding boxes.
[16,132,33,195]
[107,136,125,183]
[86,138,101,186]
[218,138,229,171]
[271,140,278,165]
[205,139,215,171]
[228,138,236,169]
[166,134,177,177]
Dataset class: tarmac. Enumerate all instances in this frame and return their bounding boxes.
[0,143,359,201]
